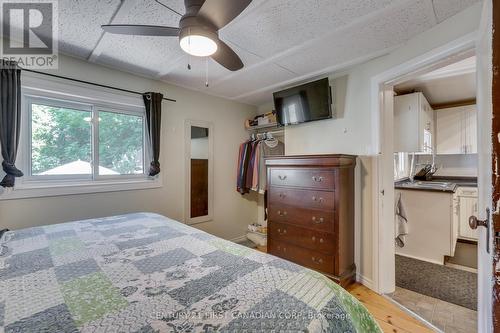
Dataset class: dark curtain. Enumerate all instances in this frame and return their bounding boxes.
[0,60,23,187]
[143,92,163,176]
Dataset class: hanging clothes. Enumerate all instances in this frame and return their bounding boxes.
[245,140,259,190]
[236,140,252,194]
[251,141,261,191]
[258,139,284,194]
[237,134,284,196]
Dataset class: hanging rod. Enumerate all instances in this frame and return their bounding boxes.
[20,68,177,103]
[250,129,284,139]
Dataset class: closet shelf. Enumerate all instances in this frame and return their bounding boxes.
[246,123,282,132]
[246,124,285,137]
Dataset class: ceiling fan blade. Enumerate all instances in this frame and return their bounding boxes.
[197,0,252,29]
[101,24,180,36]
[211,39,243,71]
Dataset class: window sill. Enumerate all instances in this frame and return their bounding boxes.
[0,177,162,200]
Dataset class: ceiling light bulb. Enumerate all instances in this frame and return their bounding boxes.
[180,35,217,57]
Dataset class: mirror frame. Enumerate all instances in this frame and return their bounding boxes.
[184,119,214,225]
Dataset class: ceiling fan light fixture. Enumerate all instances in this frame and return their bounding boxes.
[180,34,217,57]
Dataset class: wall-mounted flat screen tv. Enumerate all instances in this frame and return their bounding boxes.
[273,78,332,126]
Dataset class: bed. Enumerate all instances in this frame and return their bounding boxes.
[0,213,381,332]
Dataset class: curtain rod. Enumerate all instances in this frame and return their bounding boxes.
[20,68,177,103]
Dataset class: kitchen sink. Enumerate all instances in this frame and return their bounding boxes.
[416,181,452,187]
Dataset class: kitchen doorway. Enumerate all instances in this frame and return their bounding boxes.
[369,32,484,332]
[390,56,478,332]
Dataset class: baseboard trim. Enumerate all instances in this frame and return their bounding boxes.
[230,235,248,243]
[395,252,443,266]
[356,274,374,290]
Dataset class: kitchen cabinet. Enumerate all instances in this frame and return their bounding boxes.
[394,92,434,153]
[436,105,477,154]
[454,187,479,240]
[395,189,456,265]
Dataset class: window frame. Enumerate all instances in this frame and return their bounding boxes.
[93,106,148,181]
[26,95,95,182]
[0,76,161,200]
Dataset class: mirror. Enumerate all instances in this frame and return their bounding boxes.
[185,120,213,224]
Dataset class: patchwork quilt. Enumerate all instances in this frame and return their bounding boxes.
[0,213,381,332]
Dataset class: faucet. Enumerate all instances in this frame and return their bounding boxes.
[409,153,416,182]
[427,144,438,177]
[409,146,439,181]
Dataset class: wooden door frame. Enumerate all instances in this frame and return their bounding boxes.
[491,0,500,330]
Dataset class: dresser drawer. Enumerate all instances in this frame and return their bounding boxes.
[268,204,334,233]
[269,222,335,254]
[269,187,335,211]
[269,240,334,274]
[269,168,336,190]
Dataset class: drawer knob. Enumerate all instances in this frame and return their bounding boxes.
[277,246,287,252]
[312,257,323,264]
[277,210,287,217]
[311,236,325,243]
[277,228,287,235]
[312,176,323,182]
[278,175,287,181]
[312,216,324,224]
[312,196,324,203]
[279,193,286,199]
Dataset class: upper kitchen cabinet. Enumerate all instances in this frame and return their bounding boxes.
[394,92,434,153]
[436,105,477,154]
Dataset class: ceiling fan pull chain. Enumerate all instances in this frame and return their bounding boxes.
[154,0,182,16]
[205,58,209,88]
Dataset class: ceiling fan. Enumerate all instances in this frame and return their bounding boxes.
[101,0,252,71]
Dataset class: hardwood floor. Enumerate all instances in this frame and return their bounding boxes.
[348,283,435,333]
[251,246,432,332]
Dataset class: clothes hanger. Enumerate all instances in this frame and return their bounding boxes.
[264,132,279,148]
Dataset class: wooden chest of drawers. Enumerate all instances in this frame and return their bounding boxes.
[266,155,356,287]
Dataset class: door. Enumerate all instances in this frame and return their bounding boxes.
[459,195,479,240]
[474,0,495,332]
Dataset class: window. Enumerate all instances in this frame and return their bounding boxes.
[31,102,92,177]
[24,95,148,183]
[98,111,144,175]
[0,76,162,200]
[394,152,411,180]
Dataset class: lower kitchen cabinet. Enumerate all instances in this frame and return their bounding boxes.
[454,187,479,241]
[395,189,457,265]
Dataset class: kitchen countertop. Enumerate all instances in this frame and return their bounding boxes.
[432,176,477,187]
[394,177,477,193]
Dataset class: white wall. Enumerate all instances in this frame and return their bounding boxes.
[0,52,258,241]
[419,154,478,177]
[268,4,482,284]
[284,4,481,156]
